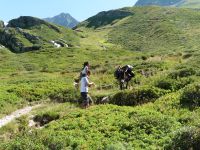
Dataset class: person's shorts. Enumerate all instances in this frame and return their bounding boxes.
[81,92,89,105]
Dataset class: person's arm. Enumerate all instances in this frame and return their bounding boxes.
[85,77,94,87]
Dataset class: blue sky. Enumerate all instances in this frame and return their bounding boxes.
[0,0,137,22]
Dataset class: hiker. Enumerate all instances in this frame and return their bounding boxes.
[74,61,90,89]
[80,70,94,108]
[114,65,135,90]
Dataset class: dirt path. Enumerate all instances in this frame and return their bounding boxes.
[0,105,40,128]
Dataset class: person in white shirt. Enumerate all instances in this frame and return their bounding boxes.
[80,71,94,108]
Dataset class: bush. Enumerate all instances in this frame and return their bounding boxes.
[7,80,71,102]
[166,127,200,150]
[180,83,200,107]
[141,55,148,60]
[16,115,29,132]
[182,53,192,59]
[174,78,194,91]
[0,131,46,150]
[34,111,60,126]
[168,68,196,79]
[49,88,80,103]
[105,142,127,150]
[154,77,193,91]
[154,78,174,90]
[1,105,180,149]
[110,86,167,106]
[23,63,38,71]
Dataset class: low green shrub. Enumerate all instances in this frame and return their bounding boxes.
[141,55,148,60]
[180,83,200,107]
[105,142,127,150]
[49,88,80,103]
[182,53,192,59]
[154,78,174,90]
[1,131,46,150]
[34,111,60,126]
[23,63,38,71]
[166,126,200,150]
[6,80,69,102]
[154,77,193,91]
[168,68,196,79]
[16,115,29,132]
[110,86,167,106]
[0,105,180,149]
[0,90,23,117]
[175,78,194,91]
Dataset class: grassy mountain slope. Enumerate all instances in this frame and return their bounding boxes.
[135,0,200,8]
[80,6,200,53]
[77,8,133,29]
[135,0,183,6]
[1,6,200,149]
[108,7,200,52]
[0,16,79,53]
[179,0,200,8]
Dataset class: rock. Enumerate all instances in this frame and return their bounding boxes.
[0,20,5,28]
[0,44,5,49]
[51,39,69,48]
[101,96,110,104]
[16,27,41,44]
[51,40,61,48]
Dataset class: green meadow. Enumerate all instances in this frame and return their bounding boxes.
[1,6,200,149]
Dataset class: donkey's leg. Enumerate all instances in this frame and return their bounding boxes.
[125,81,128,89]
[120,81,123,90]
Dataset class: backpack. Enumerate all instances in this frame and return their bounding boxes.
[114,68,122,79]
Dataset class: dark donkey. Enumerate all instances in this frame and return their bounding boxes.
[114,65,135,90]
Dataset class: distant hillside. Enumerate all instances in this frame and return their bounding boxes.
[77,9,133,28]
[78,6,200,53]
[0,16,79,53]
[135,0,183,6]
[135,0,200,8]
[43,13,79,28]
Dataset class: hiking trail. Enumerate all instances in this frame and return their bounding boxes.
[0,105,40,128]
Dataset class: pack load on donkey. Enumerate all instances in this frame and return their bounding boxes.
[114,65,135,90]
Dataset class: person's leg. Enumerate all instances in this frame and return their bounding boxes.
[88,94,93,105]
[81,92,88,108]
[85,93,90,108]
